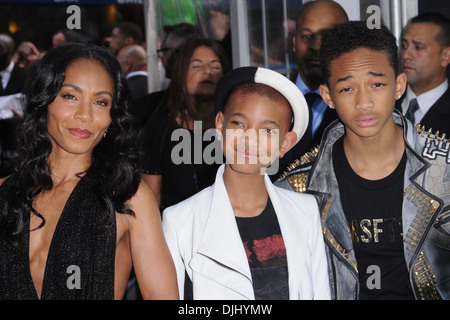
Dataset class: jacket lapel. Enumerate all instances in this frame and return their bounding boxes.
[189,165,254,299]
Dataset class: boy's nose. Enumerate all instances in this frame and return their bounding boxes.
[355,90,374,112]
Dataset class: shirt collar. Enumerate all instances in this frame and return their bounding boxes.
[0,61,14,76]
[295,73,322,96]
[404,79,449,114]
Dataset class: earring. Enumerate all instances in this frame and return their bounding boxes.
[103,130,107,138]
[329,104,334,109]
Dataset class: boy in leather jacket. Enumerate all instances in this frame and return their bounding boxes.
[276,21,450,300]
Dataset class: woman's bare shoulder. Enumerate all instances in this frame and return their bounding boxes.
[125,180,161,223]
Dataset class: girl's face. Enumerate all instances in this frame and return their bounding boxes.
[46,58,114,158]
[216,91,295,175]
[186,46,223,97]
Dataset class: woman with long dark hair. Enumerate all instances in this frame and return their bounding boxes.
[141,38,231,210]
[0,42,178,300]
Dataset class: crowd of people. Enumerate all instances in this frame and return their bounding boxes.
[0,0,449,300]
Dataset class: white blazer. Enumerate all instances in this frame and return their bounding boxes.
[162,164,331,300]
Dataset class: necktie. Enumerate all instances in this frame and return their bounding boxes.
[304,92,319,110]
[405,98,419,125]
[303,92,319,139]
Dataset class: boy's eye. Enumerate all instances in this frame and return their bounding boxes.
[339,87,352,93]
[231,120,243,126]
[372,83,385,88]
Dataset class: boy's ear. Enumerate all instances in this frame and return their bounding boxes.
[319,84,334,109]
[395,73,407,99]
[279,131,298,158]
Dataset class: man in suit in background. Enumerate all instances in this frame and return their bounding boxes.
[398,13,450,134]
[0,34,25,97]
[0,34,25,177]
[273,0,348,181]
[117,44,148,105]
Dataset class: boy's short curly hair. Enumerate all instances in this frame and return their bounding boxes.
[319,21,399,84]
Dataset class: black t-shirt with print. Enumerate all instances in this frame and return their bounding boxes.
[333,136,415,300]
[235,197,289,300]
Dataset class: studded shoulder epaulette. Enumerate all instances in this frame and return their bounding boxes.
[278,146,319,193]
[415,123,450,165]
[415,123,448,144]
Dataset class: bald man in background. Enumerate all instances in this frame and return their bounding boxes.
[274,0,348,181]
[117,44,148,105]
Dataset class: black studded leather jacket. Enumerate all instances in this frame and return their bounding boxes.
[276,110,450,300]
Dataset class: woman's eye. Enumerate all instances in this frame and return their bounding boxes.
[61,94,76,100]
[95,100,110,107]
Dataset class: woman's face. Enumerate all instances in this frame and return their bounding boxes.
[46,58,114,158]
[186,46,224,97]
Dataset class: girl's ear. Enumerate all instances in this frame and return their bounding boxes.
[279,131,297,158]
[215,112,224,131]
[215,112,225,141]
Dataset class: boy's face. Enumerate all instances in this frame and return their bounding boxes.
[216,92,296,175]
[320,48,407,140]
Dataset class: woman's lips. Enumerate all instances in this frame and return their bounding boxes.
[69,128,93,139]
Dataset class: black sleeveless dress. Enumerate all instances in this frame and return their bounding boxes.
[0,170,116,300]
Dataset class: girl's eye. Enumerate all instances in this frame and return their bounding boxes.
[373,83,385,88]
[231,120,243,126]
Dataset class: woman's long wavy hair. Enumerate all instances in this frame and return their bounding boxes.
[1,42,141,246]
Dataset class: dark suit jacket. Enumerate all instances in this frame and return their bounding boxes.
[127,74,148,105]
[1,64,25,96]
[0,64,25,177]
[395,86,450,135]
[133,90,166,128]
